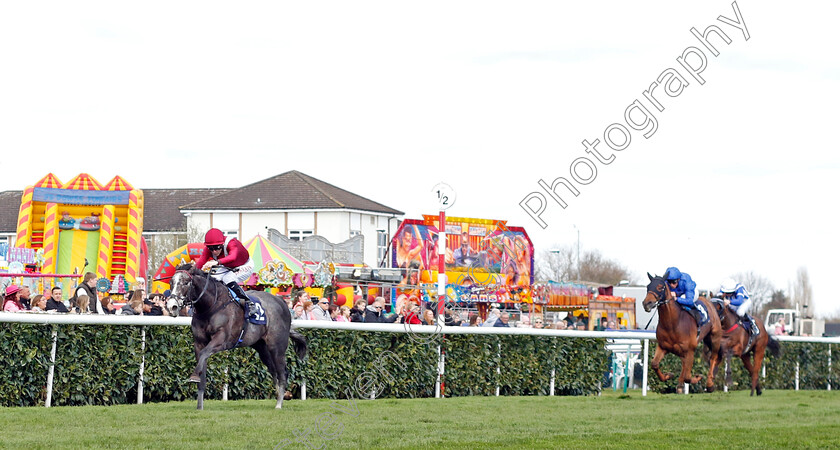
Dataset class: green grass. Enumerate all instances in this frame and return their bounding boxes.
[2,390,840,448]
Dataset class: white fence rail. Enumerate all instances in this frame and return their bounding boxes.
[1,312,837,406]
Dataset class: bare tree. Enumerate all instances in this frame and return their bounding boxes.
[792,266,814,318]
[731,271,774,314]
[759,289,790,322]
[535,245,575,282]
[577,249,635,285]
[534,244,634,285]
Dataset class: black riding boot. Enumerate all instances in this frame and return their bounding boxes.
[692,301,709,327]
[226,282,257,317]
[743,314,759,336]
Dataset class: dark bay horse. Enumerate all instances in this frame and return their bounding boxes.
[167,264,307,410]
[643,274,722,393]
[711,298,780,396]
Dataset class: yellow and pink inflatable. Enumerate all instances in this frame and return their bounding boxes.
[15,173,147,284]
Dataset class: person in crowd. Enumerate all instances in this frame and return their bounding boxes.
[29,294,46,312]
[422,309,437,326]
[401,303,423,325]
[120,298,143,315]
[46,287,69,313]
[302,300,316,320]
[595,317,608,331]
[100,296,117,314]
[365,297,399,323]
[3,285,25,312]
[494,312,511,327]
[575,320,587,331]
[18,285,31,310]
[482,307,501,327]
[552,321,567,330]
[664,266,708,326]
[73,272,103,314]
[73,295,90,314]
[194,228,257,317]
[349,299,366,322]
[517,315,531,328]
[311,297,331,321]
[774,317,787,336]
[608,320,617,330]
[143,295,164,316]
[393,294,410,317]
[719,278,759,335]
[333,305,349,322]
[283,295,293,310]
[533,318,544,329]
[444,306,462,326]
[468,314,482,327]
[292,302,306,320]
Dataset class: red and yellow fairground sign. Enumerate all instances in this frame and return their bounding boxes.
[392,215,533,302]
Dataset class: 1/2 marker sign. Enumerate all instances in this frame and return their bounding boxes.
[431,183,456,210]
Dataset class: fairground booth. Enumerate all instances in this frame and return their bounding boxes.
[391,215,534,321]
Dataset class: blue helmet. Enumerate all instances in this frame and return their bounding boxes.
[664,267,682,281]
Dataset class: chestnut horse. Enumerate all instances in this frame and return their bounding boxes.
[643,274,722,393]
[711,298,780,396]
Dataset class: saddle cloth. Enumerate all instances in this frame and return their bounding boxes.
[226,289,267,325]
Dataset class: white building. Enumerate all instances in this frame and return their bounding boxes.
[179,171,403,268]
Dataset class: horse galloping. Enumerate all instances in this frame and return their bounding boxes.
[711,298,781,396]
[643,274,722,393]
[167,264,307,410]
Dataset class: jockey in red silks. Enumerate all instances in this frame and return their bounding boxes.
[194,228,257,316]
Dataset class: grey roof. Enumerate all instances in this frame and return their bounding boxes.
[180,170,403,215]
[0,190,22,234]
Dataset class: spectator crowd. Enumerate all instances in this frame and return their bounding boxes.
[2,272,168,316]
[4,274,628,330]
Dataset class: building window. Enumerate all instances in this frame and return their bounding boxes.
[350,230,361,238]
[288,230,314,242]
[377,230,388,266]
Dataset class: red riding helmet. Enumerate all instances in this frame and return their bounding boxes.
[204,228,226,246]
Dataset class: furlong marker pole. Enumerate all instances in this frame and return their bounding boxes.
[437,210,446,398]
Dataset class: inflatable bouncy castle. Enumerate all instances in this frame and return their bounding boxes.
[14,173,147,284]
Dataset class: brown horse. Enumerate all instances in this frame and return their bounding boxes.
[643,274,722,393]
[711,298,781,396]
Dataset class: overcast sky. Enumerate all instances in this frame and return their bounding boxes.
[1,1,838,316]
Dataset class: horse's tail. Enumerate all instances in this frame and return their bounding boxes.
[289,329,308,361]
[767,335,781,357]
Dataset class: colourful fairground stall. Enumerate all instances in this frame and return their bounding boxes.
[390,215,534,320]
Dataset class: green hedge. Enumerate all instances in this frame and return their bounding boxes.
[646,341,836,393]
[2,323,833,407]
[1,323,610,407]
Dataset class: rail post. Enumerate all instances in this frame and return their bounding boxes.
[45,325,58,408]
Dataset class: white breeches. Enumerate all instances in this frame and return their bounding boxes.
[730,299,752,317]
[210,258,254,285]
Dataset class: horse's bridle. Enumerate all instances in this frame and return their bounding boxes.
[173,269,204,306]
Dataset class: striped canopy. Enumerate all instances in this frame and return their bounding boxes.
[34,173,63,189]
[103,176,134,191]
[62,173,103,190]
[241,234,309,274]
